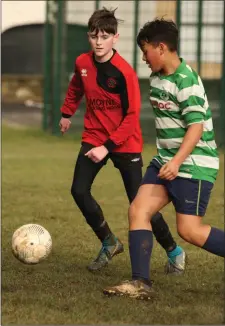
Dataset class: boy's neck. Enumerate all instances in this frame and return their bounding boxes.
[94,49,114,63]
[161,53,181,76]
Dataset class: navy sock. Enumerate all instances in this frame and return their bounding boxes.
[202,227,225,257]
[129,230,153,283]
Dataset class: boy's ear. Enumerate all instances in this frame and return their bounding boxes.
[159,42,167,54]
[113,33,119,44]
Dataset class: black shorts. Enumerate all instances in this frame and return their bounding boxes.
[141,161,214,217]
[81,142,143,169]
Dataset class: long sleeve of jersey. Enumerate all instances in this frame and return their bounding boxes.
[104,72,141,151]
[61,62,84,118]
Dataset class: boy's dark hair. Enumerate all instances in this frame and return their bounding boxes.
[88,7,123,35]
[137,18,179,52]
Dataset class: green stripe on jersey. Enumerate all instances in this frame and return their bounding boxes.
[202,130,215,141]
[149,58,219,183]
[179,96,205,110]
[153,155,218,183]
[158,147,219,158]
[156,128,186,139]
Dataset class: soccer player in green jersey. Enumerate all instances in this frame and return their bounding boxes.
[103,18,225,300]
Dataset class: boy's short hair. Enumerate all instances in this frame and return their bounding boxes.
[88,7,123,35]
[137,17,179,52]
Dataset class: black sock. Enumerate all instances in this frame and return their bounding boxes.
[151,212,176,252]
[202,227,225,257]
[93,221,113,243]
[129,230,153,283]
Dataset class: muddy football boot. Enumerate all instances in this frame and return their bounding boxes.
[103,279,154,300]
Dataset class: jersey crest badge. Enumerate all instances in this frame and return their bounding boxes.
[107,77,117,88]
[160,88,169,101]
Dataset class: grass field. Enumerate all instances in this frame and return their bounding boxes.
[2,124,224,325]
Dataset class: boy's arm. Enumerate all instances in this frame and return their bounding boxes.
[158,123,204,180]
[175,80,206,162]
[159,81,206,179]
[103,72,141,151]
[172,123,203,166]
[61,61,84,118]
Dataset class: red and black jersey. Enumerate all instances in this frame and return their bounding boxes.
[61,50,143,153]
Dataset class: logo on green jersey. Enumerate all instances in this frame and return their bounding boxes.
[160,88,169,101]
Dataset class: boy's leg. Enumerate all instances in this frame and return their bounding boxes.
[71,143,123,271]
[177,214,225,257]
[103,163,170,300]
[114,155,186,274]
[169,178,225,257]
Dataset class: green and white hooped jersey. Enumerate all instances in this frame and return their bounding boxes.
[149,58,219,183]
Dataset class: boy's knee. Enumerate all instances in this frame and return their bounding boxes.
[71,184,87,202]
[177,224,196,243]
[128,201,151,226]
[128,202,139,223]
[177,225,189,242]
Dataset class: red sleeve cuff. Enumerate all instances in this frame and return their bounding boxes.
[104,139,118,152]
[62,113,72,118]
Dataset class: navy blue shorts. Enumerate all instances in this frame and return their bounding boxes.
[141,161,214,217]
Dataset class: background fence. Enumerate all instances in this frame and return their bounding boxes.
[44,0,225,146]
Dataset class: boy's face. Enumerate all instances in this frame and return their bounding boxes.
[141,42,165,73]
[88,30,119,59]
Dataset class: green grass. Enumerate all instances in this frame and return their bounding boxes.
[2,125,224,325]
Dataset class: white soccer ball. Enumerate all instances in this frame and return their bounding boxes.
[12,224,52,264]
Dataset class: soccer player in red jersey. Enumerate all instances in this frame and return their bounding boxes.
[59,8,186,273]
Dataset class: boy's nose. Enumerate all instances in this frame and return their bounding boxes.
[96,38,102,45]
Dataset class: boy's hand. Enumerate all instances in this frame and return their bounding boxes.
[158,159,180,181]
[59,118,71,134]
[85,146,109,163]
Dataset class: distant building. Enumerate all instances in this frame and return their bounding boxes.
[2,0,224,78]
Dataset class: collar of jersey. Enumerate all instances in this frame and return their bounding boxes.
[92,49,117,65]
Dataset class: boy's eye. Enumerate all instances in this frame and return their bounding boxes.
[90,35,109,40]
